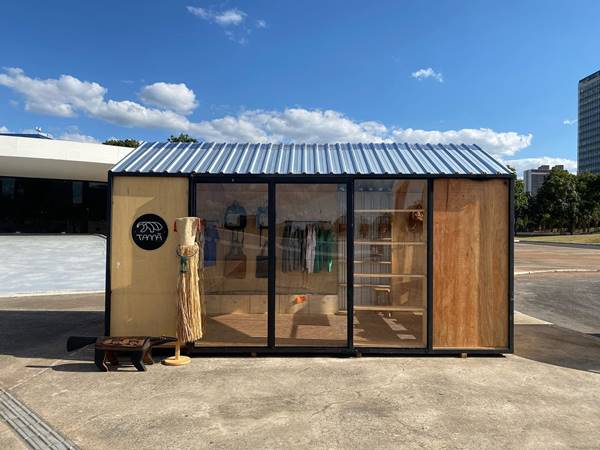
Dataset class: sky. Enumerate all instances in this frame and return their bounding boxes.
[1,0,599,176]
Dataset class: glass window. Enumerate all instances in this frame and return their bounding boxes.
[0,176,107,234]
[275,184,347,347]
[353,180,427,348]
[194,183,268,347]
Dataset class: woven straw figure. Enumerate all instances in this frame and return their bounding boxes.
[175,217,204,343]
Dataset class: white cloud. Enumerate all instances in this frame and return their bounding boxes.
[187,4,262,44]
[0,125,9,133]
[0,67,106,117]
[411,67,444,83]
[503,157,577,177]
[0,67,191,130]
[224,29,249,45]
[186,109,533,161]
[189,109,396,143]
[391,127,532,157]
[93,99,191,129]
[0,68,536,163]
[215,9,246,26]
[563,118,577,125]
[187,5,246,26]
[59,131,99,144]
[139,82,198,115]
[186,6,210,19]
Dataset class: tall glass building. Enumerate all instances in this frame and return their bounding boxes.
[578,70,600,174]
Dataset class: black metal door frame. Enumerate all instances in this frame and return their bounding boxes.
[269,179,353,350]
[191,176,353,352]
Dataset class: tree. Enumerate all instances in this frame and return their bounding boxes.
[576,172,600,232]
[103,139,140,148]
[535,167,580,233]
[514,179,531,232]
[168,133,197,143]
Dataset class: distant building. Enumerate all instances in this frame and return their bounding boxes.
[0,134,131,233]
[523,165,564,195]
[578,69,600,174]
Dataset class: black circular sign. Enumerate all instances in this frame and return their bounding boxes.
[131,214,168,250]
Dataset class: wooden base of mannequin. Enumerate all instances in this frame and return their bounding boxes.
[162,341,190,366]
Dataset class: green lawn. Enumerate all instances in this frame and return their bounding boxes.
[518,232,600,244]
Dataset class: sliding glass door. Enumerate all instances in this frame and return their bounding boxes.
[353,180,428,348]
[194,182,269,347]
[275,183,348,347]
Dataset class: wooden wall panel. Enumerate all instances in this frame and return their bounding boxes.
[110,177,188,336]
[433,179,509,349]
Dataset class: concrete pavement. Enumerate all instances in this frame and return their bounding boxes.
[0,242,599,449]
[516,272,600,335]
[1,297,600,448]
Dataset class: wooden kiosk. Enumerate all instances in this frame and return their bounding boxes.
[106,142,513,356]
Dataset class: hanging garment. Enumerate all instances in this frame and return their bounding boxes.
[322,228,334,272]
[314,225,334,273]
[289,226,298,272]
[305,224,317,273]
[314,227,323,273]
[285,224,301,272]
[203,223,219,267]
[295,226,305,272]
[281,223,292,272]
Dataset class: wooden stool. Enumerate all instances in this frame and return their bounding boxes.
[93,336,177,372]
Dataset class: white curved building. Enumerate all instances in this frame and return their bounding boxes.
[0,134,132,233]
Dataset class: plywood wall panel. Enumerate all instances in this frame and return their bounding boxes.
[433,179,509,349]
[110,176,189,336]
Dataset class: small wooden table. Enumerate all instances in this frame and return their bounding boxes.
[94,336,177,372]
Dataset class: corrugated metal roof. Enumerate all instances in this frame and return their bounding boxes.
[111,142,512,176]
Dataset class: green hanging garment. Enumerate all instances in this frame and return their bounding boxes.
[314,227,334,273]
[314,228,323,273]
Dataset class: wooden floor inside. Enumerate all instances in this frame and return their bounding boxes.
[194,310,425,348]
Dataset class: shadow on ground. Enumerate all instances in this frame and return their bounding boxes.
[0,310,103,362]
[515,323,600,373]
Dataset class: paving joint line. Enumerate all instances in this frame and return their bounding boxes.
[0,388,78,450]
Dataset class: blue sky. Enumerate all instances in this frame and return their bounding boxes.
[1,0,599,174]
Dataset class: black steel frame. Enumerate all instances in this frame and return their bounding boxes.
[104,171,515,357]
[104,171,113,336]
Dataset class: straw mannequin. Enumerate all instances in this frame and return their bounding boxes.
[162,216,204,366]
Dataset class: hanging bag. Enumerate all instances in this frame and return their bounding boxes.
[224,201,247,231]
[255,227,268,278]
